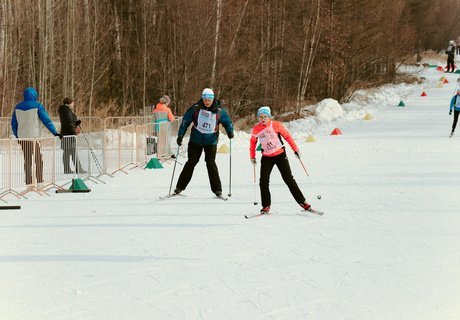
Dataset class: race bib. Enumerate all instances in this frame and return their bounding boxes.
[256,123,282,155]
[196,109,217,134]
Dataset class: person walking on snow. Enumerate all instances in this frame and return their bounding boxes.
[249,106,311,214]
[446,40,456,73]
[174,88,234,197]
[449,88,460,137]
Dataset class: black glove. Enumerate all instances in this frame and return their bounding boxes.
[228,131,234,139]
[250,158,257,166]
[75,120,81,126]
[294,151,301,159]
[449,110,452,115]
[55,133,63,139]
[177,136,183,146]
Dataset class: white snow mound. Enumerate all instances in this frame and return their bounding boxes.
[315,98,344,122]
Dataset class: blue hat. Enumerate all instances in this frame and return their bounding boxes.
[257,106,271,118]
[202,88,214,100]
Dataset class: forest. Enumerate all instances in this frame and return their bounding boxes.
[1,0,459,120]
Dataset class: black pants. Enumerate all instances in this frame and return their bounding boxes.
[259,151,306,207]
[452,110,460,132]
[61,137,84,173]
[19,140,43,184]
[176,142,222,193]
[447,56,455,72]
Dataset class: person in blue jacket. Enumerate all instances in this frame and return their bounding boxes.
[11,87,61,185]
[449,88,460,137]
[174,88,234,197]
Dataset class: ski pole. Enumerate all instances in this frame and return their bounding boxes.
[297,157,322,200]
[168,146,181,195]
[253,163,258,205]
[78,125,104,174]
[228,139,232,197]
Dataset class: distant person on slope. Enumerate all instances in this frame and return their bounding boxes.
[249,106,311,214]
[446,40,456,73]
[449,88,460,137]
[173,88,234,197]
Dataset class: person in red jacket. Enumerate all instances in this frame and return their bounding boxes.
[249,106,311,214]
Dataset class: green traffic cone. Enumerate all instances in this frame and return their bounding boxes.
[398,100,405,107]
[145,157,163,169]
[69,178,90,191]
[256,144,262,151]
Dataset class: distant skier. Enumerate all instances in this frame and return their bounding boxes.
[446,40,456,73]
[174,88,234,197]
[449,88,460,137]
[249,106,311,214]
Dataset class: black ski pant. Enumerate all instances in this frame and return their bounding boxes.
[447,56,455,72]
[176,142,222,193]
[259,151,306,208]
[452,110,460,132]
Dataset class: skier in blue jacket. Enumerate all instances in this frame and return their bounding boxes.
[449,88,460,137]
[11,87,61,185]
[174,88,234,197]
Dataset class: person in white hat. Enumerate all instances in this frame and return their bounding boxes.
[174,88,234,197]
[446,40,456,72]
[249,106,312,214]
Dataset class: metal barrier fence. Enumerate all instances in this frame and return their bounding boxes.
[0,116,182,202]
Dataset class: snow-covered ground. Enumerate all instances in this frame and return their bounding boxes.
[1,65,460,320]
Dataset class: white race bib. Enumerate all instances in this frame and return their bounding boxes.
[196,109,217,134]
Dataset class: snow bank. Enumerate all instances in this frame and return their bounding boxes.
[314,98,344,122]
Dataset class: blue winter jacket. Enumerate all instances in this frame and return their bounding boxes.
[11,87,58,138]
[449,94,460,112]
[178,99,233,146]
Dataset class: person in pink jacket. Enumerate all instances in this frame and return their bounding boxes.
[249,106,311,214]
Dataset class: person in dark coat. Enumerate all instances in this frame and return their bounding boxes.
[174,88,234,197]
[58,98,86,174]
[446,40,456,73]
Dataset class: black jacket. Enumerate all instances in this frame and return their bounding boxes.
[59,104,79,135]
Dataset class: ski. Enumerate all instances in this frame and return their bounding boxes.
[159,193,186,200]
[215,195,228,201]
[302,207,325,216]
[244,212,272,219]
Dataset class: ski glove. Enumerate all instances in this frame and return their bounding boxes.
[250,158,257,166]
[228,132,234,139]
[294,151,301,159]
[75,120,81,126]
[177,136,183,146]
[54,133,63,139]
[449,110,452,115]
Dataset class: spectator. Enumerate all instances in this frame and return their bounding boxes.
[58,97,86,174]
[446,40,456,73]
[11,87,61,186]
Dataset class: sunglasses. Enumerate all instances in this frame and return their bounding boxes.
[202,94,214,100]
